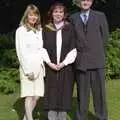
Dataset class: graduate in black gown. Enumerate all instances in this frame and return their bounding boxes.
[42,2,77,120]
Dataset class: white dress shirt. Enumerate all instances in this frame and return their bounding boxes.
[80,9,90,23]
[55,22,77,65]
[15,26,50,76]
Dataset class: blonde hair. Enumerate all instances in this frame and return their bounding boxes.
[20,4,41,31]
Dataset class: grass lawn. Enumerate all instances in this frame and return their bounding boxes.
[0,80,120,120]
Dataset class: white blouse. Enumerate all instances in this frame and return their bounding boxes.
[15,26,50,75]
[55,22,77,65]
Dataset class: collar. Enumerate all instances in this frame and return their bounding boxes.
[80,9,90,17]
[55,21,64,30]
[45,21,69,31]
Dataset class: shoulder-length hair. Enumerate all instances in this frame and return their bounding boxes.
[48,2,68,23]
[20,4,41,31]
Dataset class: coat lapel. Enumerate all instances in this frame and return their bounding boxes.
[75,12,85,38]
[87,10,95,31]
[76,12,84,30]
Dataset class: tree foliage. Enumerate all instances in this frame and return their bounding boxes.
[106,29,120,80]
[0,33,19,94]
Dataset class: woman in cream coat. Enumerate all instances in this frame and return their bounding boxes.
[15,4,51,120]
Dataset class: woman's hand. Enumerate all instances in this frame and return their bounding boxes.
[47,62,65,71]
[47,62,58,71]
[56,62,65,70]
[26,72,34,80]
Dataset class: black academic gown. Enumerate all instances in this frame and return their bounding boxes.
[42,22,76,111]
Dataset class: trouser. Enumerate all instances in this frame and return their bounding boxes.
[75,68,108,120]
[48,110,67,120]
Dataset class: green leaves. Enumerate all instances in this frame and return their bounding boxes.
[106,29,120,80]
[0,33,19,94]
[0,68,19,94]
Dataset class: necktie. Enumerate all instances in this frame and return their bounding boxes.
[83,14,87,24]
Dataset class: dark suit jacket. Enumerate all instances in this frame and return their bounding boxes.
[70,10,109,71]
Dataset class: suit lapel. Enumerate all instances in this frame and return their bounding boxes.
[87,10,95,30]
[75,12,85,39]
[76,12,83,29]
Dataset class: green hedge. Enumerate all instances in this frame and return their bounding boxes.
[0,68,19,94]
[106,29,120,80]
[0,33,19,94]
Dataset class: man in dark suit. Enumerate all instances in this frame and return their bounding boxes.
[70,0,109,120]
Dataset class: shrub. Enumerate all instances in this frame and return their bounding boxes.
[0,68,19,94]
[106,28,120,80]
[1,49,19,68]
[0,33,15,49]
[0,33,19,94]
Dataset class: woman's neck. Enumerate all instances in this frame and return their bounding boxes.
[54,21,64,29]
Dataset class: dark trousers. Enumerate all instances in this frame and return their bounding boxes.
[75,68,108,120]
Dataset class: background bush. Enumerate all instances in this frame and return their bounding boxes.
[106,29,120,80]
[0,68,19,94]
[0,33,19,94]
